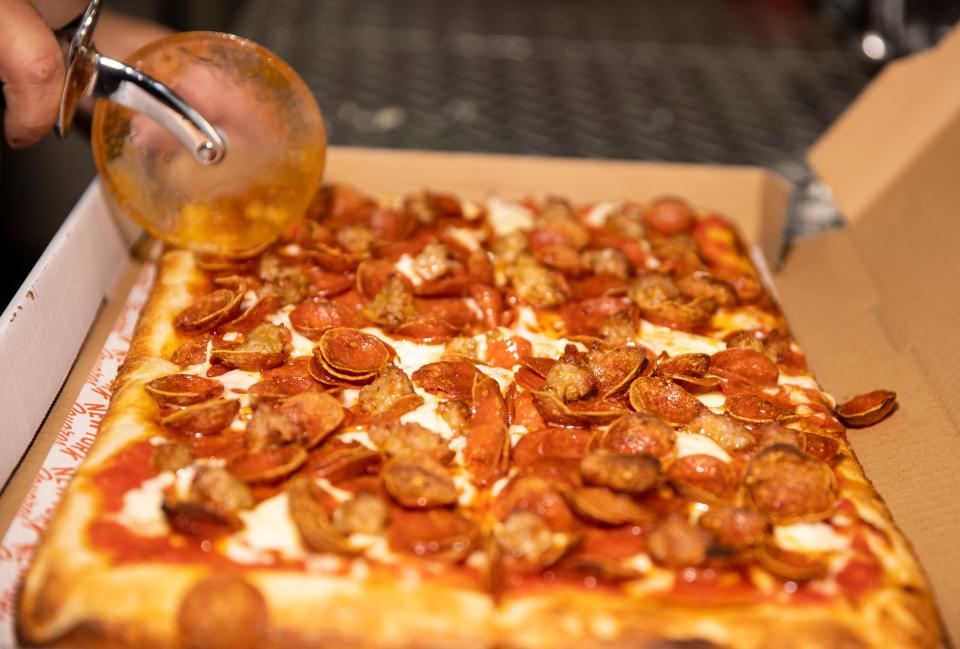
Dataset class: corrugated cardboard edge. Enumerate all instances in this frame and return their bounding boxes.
[0,183,141,488]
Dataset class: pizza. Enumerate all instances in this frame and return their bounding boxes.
[17,185,940,648]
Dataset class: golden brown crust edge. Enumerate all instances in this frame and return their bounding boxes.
[15,250,943,649]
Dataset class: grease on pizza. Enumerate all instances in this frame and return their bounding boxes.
[18,187,940,648]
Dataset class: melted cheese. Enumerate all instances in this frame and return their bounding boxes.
[268,305,317,356]
[583,201,621,228]
[445,226,486,251]
[637,320,725,357]
[696,392,726,410]
[364,329,445,374]
[226,493,304,563]
[339,430,377,450]
[348,533,398,563]
[674,432,731,463]
[774,522,850,554]
[393,253,423,286]
[487,197,534,235]
[115,472,174,537]
[216,369,262,393]
[778,372,820,391]
[400,389,455,439]
[452,471,478,507]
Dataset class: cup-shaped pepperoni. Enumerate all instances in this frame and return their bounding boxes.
[289,299,357,340]
[494,475,576,532]
[170,333,212,366]
[698,506,767,550]
[318,327,392,376]
[411,361,481,400]
[382,456,458,508]
[221,295,284,335]
[529,391,592,428]
[801,433,841,465]
[161,399,240,436]
[710,348,779,390]
[145,374,224,407]
[592,346,647,399]
[648,516,711,567]
[562,486,654,526]
[280,392,345,449]
[211,322,290,372]
[745,444,837,525]
[579,450,659,495]
[641,300,713,332]
[228,444,309,483]
[724,392,786,424]
[754,541,829,581]
[667,454,737,505]
[356,259,399,301]
[835,390,897,428]
[643,196,695,236]
[387,509,479,562]
[598,411,676,458]
[628,376,703,425]
[248,375,321,403]
[390,315,461,344]
[287,476,352,553]
[175,288,244,333]
[178,575,268,649]
[305,440,382,482]
[561,297,629,337]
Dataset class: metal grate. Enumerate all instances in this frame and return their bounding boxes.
[233,0,870,236]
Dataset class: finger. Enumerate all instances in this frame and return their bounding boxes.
[0,0,65,147]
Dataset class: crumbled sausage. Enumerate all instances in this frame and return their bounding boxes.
[335,224,375,255]
[508,255,569,308]
[582,248,630,279]
[413,242,451,281]
[361,275,416,328]
[544,361,594,402]
[358,365,419,416]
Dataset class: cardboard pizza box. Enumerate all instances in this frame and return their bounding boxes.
[1,21,958,646]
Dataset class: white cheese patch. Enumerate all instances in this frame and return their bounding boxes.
[584,201,621,228]
[487,197,534,236]
[461,198,483,221]
[401,389,455,439]
[774,522,851,554]
[215,369,262,393]
[621,552,653,573]
[452,471,478,507]
[115,472,174,537]
[476,364,514,392]
[221,331,241,342]
[448,435,468,465]
[268,305,317,356]
[490,476,511,498]
[394,253,423,286]
[509,310,576,359]
[638,320,726,357]
[348,533,398,563]
[229,492,305,562]
[173,464,197,500]
[778,372,821,391]
[674,432,731,463]
[339,430,377,450]
[241,288,258,311]
[364,329,445,375]
[696,392,726,410]
[508,424,529,446]
[446,226,486,251]
[340,388,360,408]
[315,478,354,504]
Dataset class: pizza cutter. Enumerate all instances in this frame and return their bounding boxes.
[59,0,327,255]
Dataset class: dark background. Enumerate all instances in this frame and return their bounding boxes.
[1,0,957,307]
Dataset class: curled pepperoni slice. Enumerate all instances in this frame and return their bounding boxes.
[280,392,345,448]
[698,506,767,550]
[598,411,676,458]
[170,333,212,366]
[710,348,779,390]
[656,353,720,390]
[467,283,502,330]
[307,355,372,387]
[211,322,289,371]
[411,361,481,400]
[306,440,381,482]
[667,454,737,505]
[530,390,590,427]
[561,297,631,337]
[289,300,357,340]
[161,399,239,436]
[382,455,458,508]
[178,575,268,649]
[643,196,695,236]
[512,427,591,468]
[391,315,461,343]
[493,475,576,532]
[592,346,647,398]
[287,476,352,553]
[801,432,840,464]
[302,244,363,272]
[228,444,308,483]
[562,486,654,526]
[648,516,711,567]
[145,374,223,407]
[579,450,659,495]
[835,390,897,428]
[356,259,399,301]
[724,392,787,424]
[175,289,244,333]
[317,327,392,377]
[414,297,475,328]
[628,376,703,425]
[248,375,321,403]
[387,509,479,562]
[522,357,557,378]
[745,444,837,525]
[303,266,354,298]
[221,295,283,334]
[755,541,829,581]
[412,275,474,298]
[466,375,509,487]
[515,367,547,391]
[484,333,533,369]
[367,207,416,241]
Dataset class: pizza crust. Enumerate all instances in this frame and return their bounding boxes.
[17,241,944,648]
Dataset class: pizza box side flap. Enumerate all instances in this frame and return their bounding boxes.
[775,228,959,642]
[325,147,792,264]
